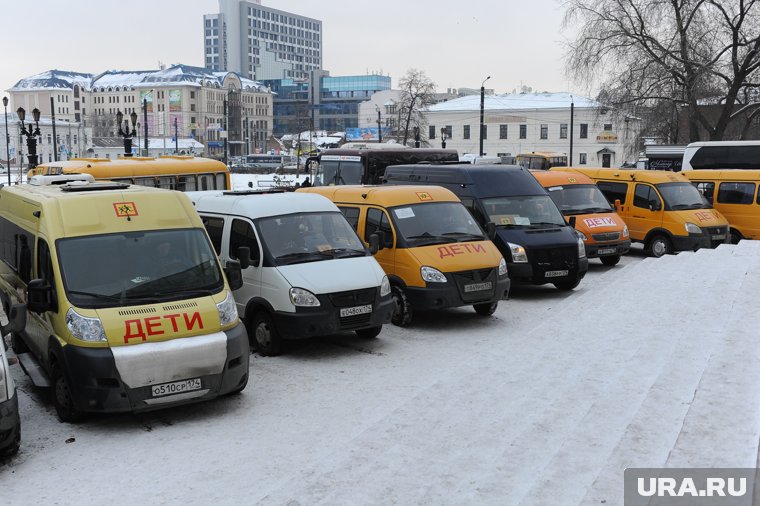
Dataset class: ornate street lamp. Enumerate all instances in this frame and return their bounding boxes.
[441,127,447,149]
[17,107,41,169]
[116,109,138,157]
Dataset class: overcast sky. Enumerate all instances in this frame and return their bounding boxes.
[0,0,587,97]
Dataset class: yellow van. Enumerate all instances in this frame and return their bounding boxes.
[298,185,510,326]
[0,175,249,422]
[557,168,730,257]
[683,170,760,243]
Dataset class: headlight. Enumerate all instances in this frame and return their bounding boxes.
[685,223,702,234]
[380,275,391,297]
[66,308,107,342]
[577,237,586,258]
[216,291,239,326]
[576,230,588,241]
[623,225,629,238]
[289,287,321,307]
[421,266,447,283]
[508,242,528,263]
[0,356,8,403]
[498,257,508,276]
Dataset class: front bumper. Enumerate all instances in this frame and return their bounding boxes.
[0,392,20,456]
[585,239,631,258]
[404,274,510,311]
[58,322,250,414]
[672,226,729,252]
[509,256,588,285]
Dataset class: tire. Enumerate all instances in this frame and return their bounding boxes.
[355,325,382,339]
[730,229,742,245]
[553,278,581,291]
[647,235,673,258]
[600,255,621,267]
[473,301,498,316]
[51,361,84,423]
[390,286,413,327]
[251,310,282,356]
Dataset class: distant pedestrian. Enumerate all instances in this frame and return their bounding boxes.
[301,176,311,188]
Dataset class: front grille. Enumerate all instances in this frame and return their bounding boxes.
[454,268,494,281]
[339,313,372,329]
[329,288,376,307]
[706,226,726,235]
[452,268,496,302]
[591,232,621,242]
[532,246,577,270]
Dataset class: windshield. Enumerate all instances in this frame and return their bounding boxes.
[482,195,567,227]
[546,184,612,215]
[314,160,363,186]
[257,212,367,265]
[390,202,485,247]
[656,182,707,210]
[57,229,223,309]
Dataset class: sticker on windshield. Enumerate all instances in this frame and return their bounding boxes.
[514,217,530,225]
[415,192,433,201]
[113,202,138,217]
[495,215,530,225]
[395,207,415,219]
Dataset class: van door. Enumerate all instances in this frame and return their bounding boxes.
[629,183,663,240]
[716,181,758,239]
[25,237,57,363]
[227,218,263,307]
[363,207,395,275]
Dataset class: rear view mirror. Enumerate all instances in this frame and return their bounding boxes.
[568,216,577,229]
[27,279,53,314]
[0,303,26,335]
[485,222,496,240]
[224,259,244,291]
[236,246,252,269]
[368,233,380,254]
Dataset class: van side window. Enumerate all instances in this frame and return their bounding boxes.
[693,182,715,204]
[365,208,393,248]
[338,206,360,231]
[596,182,627,205]
[717,182,755,205]
[178,175,197,191]
[633,184,661,210]
[134,177,157,187]
[460,197,486,225]
[37,239,58,311]
[201,216,225,255]
[230,219,260,265]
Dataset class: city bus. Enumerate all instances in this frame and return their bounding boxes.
[515,152,569,171]
[313,147,459,186]
[28,155,230,191]
[232,154,295,173]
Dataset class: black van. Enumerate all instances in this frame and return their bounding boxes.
[384,164,589,290]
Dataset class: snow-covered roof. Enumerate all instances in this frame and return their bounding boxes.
[91,70,156,90]
[426,92,599,112]
[10,69,93,92]
[92,137,204,149]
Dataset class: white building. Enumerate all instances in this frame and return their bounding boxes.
[423,92,641,167]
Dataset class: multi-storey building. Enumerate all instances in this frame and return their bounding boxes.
[204,0,322,81]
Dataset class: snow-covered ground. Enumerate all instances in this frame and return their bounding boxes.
[2,242,759,505]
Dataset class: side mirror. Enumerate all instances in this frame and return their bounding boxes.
[27,279,53,314]
[236,246,252,269]
[368,233,380,254]
[649,201,662,212]
[568,216,577,229]
[614,199,622,213]
[0,303,26,335]
[224,259,244,291]
[485,222,496,240]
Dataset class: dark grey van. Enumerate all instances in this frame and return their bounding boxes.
[384,164,589,290]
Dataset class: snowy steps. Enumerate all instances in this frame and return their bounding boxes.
[257,243,760,504]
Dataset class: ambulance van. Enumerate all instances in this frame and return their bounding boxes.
[189,190,395,356]
[532,170,631,266]
[683,169,760,243]
[299,185,510,326]
[559,168,730,257]
[0,175,249,422]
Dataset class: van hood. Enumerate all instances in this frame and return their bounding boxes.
[672,208,728,227]
[409,240,502,272]
[277,256,385,295]
[495,225,578,249]
[571,213,626,233]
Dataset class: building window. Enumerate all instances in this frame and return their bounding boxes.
[604,123,613,131]
[580,123,588,139]
[579,153,587,164]
[540,124,548,139]
[499,124,508,139]
[463,125,470,139]
[519,124,527,139]
[429,125,436,139]
[444,125,452,139]
[560,123,568,139]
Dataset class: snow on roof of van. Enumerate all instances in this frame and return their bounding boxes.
[188,190,338,218]
[426,92,598,112]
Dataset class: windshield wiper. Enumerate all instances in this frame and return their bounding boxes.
[152,288,218,298]
[275,251,329,265]
[527,222,564,228]
[317,248,367,258]
[669,204,696,210]
[406,233,454,246]
[68,290,161,304]
[441,232,485,241]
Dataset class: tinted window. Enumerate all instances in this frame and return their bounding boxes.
[690,145,760,169]
[201,215,224,255]
[596,181,628,205]
[37,239,58,311]
[0,217,35,284]
[365,208,393,248]
[717,182,755,205]
[178,175,197,191]
[338,206,360,231]
[633,184,660,209]
[693,182,715,204]
[229,219,259,261]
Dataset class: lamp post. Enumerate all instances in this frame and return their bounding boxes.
[376,106,382,143]
[413,126,420,148]
[479,76,490,156]
[17,107,41,170]
[441,127,447,149]
[3,97,10,185]
[116,109,138,157]
[136,122,141,157]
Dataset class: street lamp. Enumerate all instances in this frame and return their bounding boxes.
[116,109,138,157]
[441,127,447,149]
[3,97,10,185]
[17,107,41,170]
[479,76,491,156]
[376,106,382,143]
[136,122,141,157]
[413,126,420,148]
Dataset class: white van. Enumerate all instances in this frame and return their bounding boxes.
[189,190,395,356]
[682,141,760,171]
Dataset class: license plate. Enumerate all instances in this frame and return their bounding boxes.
[152,378,202,397]
[340,304,372,317]
[597,248,616,255]
[464,281,492,293]
[544,270,569,278]
[712,234,725,240]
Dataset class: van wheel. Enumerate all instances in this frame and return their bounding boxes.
[251,311,282,356]
[554,278,581,291]
[600,255,620,267]
[355,326,382,339]
[390,286,413,327]
[730,229,742,244]
[51,362,84,423]
[647,235,672,257]
[473,301,498,316]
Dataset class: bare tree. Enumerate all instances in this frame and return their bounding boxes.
[397,69,437,145]
[564,0,760,141]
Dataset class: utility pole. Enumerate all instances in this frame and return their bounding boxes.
[569,97,574,166]
[377,107,382,143]
[223,98,228,166]
[50,96,58,161]
[479,76,490,157]
[143,96,148,157]
[174,117,179,154]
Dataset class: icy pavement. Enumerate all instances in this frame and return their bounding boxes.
[1,245,759,505]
